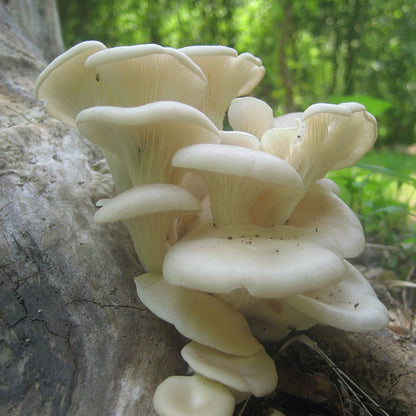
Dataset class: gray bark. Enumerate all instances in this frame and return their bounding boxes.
[0,3,184,415]
[4,0,64,61]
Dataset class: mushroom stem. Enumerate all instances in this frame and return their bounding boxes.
[94,184,202,273]
[124,212,179,272]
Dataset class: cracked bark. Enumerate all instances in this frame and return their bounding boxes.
[0,3,184,415]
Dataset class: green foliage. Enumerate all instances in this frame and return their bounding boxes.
[56,0,416,146]
[327,150,416,277]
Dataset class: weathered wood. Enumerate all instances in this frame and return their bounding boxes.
[309,326,416,416]
[0,3,184,415]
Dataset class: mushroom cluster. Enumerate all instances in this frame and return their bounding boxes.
[36,41,389,416]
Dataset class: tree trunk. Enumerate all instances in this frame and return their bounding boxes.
[278,0,295,113]
[0,3,184,415]
[4,0,64,61]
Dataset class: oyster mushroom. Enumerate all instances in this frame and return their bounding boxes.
[76,102,220,190]
[286,260,390,331]
[36,40,107,127]
[286,182,365,258]
[228,96,274,139]
[85,44,208,110]
[179,45,265,128]
[171,143,304,226]
[36,42,209,128]
[94,184,201,272]
[163,222,346,298]
[261,102,378,187]
[134,273,262,355]
[153,374,235,416]
[181,341,277,397]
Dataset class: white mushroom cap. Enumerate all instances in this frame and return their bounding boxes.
[179,45,265,128]
[163,223,346,298]
[285,182,365,258]
[260,123,301,162]
[134,273,263,355]
[172,143,304,225]
[228,97,274,139]
[300,102,377,175]
[286,260,390,332]
[181,342,277,397]
[153,374,235,416]
[94,184,201,272]
[85,44,208,110]
[35,40,107,127]
[76,102,220,189]
[264,103,377,188]
[36,42,210,128]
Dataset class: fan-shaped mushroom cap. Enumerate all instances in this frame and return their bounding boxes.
[163,223,346,298]
[286,261,390,331]
[261,102,377,187]
[179,45,265,128]
[85,44,208,110]
[36,42,209,128]
[36,40,107,127]
[228,97,274,139]
[153,374,235,416]
[76,102,220,189]
[181,342,277,397]
[172,143,304,225]
[95,184,201,272]
[134,273,263,355]
[285,182,365,258]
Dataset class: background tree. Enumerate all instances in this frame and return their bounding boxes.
[57,0,416,146]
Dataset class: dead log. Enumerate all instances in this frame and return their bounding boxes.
[309,326,416,416]
[0,3,184,415]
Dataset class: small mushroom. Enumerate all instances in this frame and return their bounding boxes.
[153,374,235,416]
[179,45,265,128]
[181,341,278,397]
[260,102,377,188]
[94,184,201,272]
[134,273,263,355]
[286,260,390,331]
[163,223,346,298]
[172,143,304,226]
[228,97,274,139]
[76,102,220,190]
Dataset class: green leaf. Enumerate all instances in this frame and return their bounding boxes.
[356,163,416,185]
